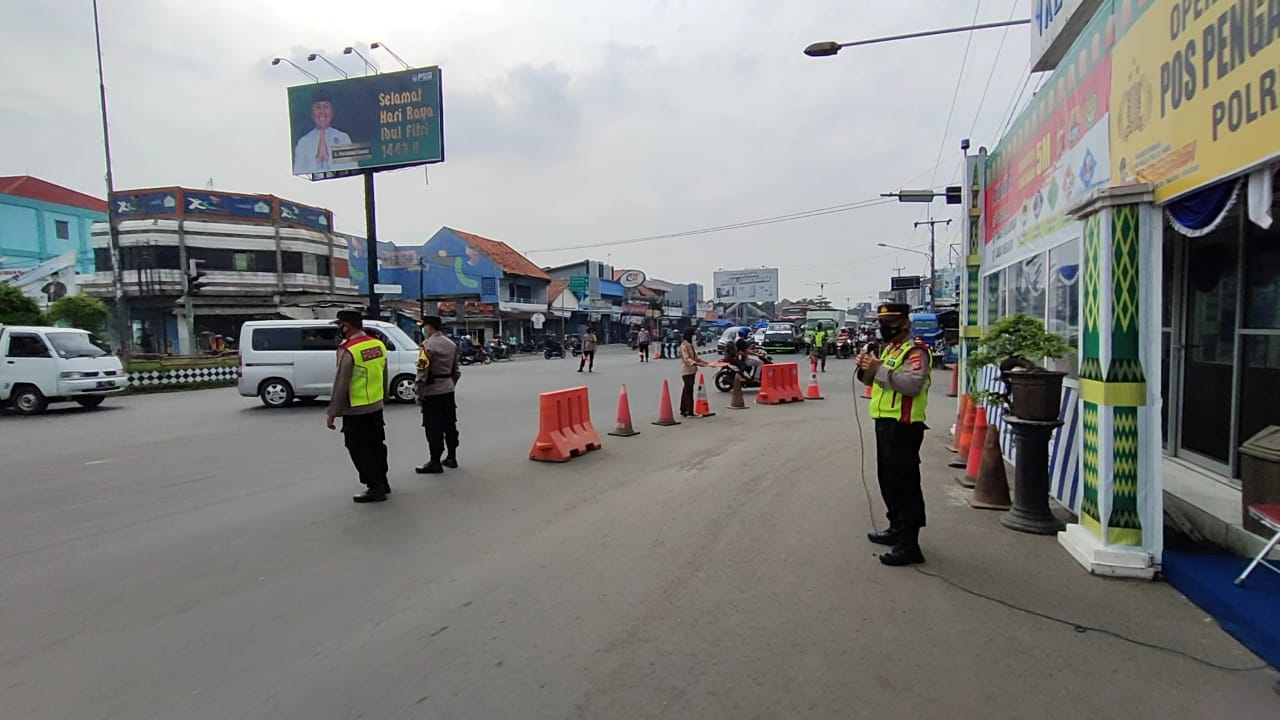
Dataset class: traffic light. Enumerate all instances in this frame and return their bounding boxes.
[187,259,208,295]
[944,185,963,205]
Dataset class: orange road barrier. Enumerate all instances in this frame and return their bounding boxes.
[960,407,989,488]
[948,398,977,468]
[652,379,682,426]
[693,373,716,417]
[756,362,805,405]
[608,384,640,438]
[726,371,749,410]
[967,425,1012,510]
[529,386,603,462]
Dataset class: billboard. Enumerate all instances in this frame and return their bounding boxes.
[287,67,443,179]
[712,268,778,303]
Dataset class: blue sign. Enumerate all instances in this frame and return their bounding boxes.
[184,191,275,220]
[344,227,503,301]
[279,202,332,232]
[110,191,178,218]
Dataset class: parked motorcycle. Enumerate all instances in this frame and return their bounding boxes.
[713,352,774,392]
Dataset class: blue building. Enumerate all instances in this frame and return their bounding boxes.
[0,176,106,276]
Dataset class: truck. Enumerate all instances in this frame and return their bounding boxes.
[802,309,846,335]
[0,325,127,415]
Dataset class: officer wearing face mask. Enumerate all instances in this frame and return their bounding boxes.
[856,303,931,566]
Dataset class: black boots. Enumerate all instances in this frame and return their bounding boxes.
[442,453,458,469]
[416,460,444,474]
[353,488,388,503]
[866,528,900,546]
[878,527,925,566]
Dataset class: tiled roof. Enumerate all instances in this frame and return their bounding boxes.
[0,176,107,213]
[449,227,551,281]
[548,278,570,300]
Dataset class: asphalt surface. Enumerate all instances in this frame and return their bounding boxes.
[1,346,1275,719]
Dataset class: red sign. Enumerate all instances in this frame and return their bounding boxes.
[438,301,497,319]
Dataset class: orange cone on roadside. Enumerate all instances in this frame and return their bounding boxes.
[805,369,825,400]
[652,379,681,426]
[960,407,989,488]
[947,395,972,453]
[608,384,641,437]
[693,373,716,417]
[948,398,977,468]
[967,427,1012,510]
[727,372,749,410]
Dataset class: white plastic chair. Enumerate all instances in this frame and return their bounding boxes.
[1234,504,1280,586]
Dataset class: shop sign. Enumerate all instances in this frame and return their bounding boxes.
[985,6,1113,271]
[438,301,497,319]
[622,303,649,315]
[1032,0,1107,72]
[1110,0,1280,202]
[589,298,613,311]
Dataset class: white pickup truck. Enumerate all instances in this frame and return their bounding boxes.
[0,325,127,415]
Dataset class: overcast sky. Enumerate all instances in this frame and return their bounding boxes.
[2,0,1034,303]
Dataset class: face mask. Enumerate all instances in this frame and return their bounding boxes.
[878,323,899,341]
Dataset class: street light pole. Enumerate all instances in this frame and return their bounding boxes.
[804,18,1030,56]
[913,218,951,311]
[92,0,130,352]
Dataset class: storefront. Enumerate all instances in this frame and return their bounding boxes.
[965,0,1280,574]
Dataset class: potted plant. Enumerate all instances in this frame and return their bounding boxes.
[967,313,1072,421]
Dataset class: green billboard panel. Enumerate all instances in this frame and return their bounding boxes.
[287,66,443,179]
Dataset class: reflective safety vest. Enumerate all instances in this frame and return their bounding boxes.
[342,335,387,407]
[869,341,930,423]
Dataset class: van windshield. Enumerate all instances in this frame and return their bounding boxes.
[45,332,109,359]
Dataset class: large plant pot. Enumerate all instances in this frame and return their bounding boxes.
[1001,370,1066,422]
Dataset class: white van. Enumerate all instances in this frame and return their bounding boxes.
[0,325,127,415]
[238,319,421,408]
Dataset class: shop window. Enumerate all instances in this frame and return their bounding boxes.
[281,252,303,274]
[233,251,254,272]
[1239,335,1280,447]
[1046,240,1081,377]
[302,253,318,276]
[1180,215,1239,464]
[54,220,70,240]
[1244,218,1280,329]
[983,271,1003,327]
[1011,253,1047,321]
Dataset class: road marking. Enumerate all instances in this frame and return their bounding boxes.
[84,458,114,466]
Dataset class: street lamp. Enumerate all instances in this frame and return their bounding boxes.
[804,18,1031,56]
[92,0,130,351]
[306,52,349,78]
[271,57,318,82]
[370,41,411,69]
[342,45,378,75]
[877,242,929,257]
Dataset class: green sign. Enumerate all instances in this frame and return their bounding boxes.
[568,275,589,293]
[287,66,443,179]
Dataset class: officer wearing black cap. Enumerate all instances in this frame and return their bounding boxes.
[292,88,356,175]
[856,302,931,565]
[414,315,462,474]
[326,310,391,502]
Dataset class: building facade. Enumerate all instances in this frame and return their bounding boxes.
[962,0,1280,574]
[82,187,355,354]
[0,176,107,298]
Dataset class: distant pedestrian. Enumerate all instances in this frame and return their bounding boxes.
[813,323,829,372]
[578,326,598,372]
[678,327,710,417]
[325,310,390,503]
[414,315,462,474]
[637,327,651,362]
[856,303,932,565]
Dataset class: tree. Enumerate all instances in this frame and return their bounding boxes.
[0,283,44,325]
[46,294,109,335]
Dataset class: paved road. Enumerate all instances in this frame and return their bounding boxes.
[1,347,1275,719]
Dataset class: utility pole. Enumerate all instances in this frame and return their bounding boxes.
[913,217,951,311]
[807,281,839,302]
[93,0,130,352]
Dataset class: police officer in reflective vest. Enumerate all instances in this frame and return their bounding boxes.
[326,310,391,503]
[856,303,931,565]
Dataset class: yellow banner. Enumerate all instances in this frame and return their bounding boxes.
[1111,0,1280,201]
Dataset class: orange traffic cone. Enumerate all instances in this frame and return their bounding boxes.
[693,373,716,417]
[805,369,825,400]
[608,384,640,437]
[946,365,959,397]
[946,395,972,453]
[948,398,976,468]
[959,407,989,488]
[653,379,681,426]
[967,426,1011,510]
[726,371,749,410]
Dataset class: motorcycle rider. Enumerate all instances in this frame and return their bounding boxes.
[725,327,765,381]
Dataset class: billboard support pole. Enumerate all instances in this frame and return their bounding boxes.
[93,0,130,352]
[363,170,380,319]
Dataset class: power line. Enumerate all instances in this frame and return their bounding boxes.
[967,0,1020,140]
[995,65,1036,142]
[929,0,984,187]
[524,197,894,253]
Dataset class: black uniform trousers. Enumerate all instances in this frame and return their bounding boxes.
[421,392,459,461]
[342,410,389,492]
[874,418,927,532]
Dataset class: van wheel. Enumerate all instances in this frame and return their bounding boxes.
[391,374,417,403]
[75,396,106,409]
[11,386,48,416]
[259,379,294,408]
